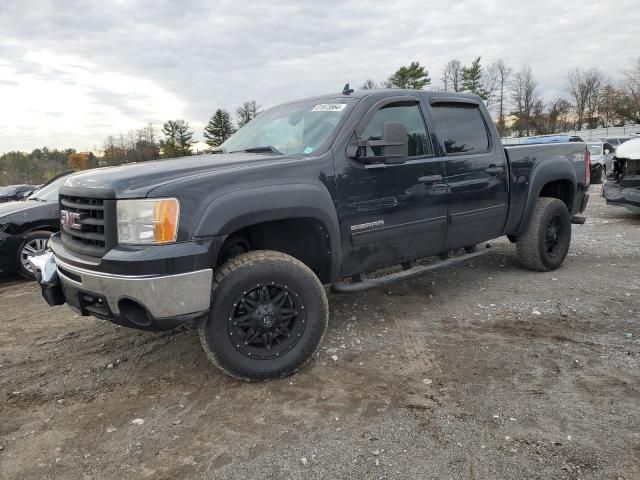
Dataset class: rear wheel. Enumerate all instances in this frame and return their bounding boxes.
[17,231,52,280]
[516,198,571,272]
[199,250,328,381]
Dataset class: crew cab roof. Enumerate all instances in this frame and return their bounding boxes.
[280,89,483,106]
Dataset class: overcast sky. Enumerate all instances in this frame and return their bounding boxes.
[1,0,639,153]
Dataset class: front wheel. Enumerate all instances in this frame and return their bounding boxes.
[17,231,52,279]
[199,250,329,381]
[516,198,571,272]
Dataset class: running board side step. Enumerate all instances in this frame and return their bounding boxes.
[331,247,493,294]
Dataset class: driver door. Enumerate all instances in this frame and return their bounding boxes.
[335,98,448,276]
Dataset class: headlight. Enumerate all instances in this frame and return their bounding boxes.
[116,198,180,244]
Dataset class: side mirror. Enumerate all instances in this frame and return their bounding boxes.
[347,121,408,164]
[381,122,409,164]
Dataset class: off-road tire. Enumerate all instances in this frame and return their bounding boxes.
[516,197,571,272]
[199,250,329,381]
[17,230,52,280]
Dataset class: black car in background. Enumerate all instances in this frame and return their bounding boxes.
[0,184,38,203]
[0,173,71,279]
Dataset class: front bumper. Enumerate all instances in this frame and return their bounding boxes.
[56,257,212,319]
[602,181,640,211]
[40,234,214,330]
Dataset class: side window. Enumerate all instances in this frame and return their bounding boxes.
[431,103,490,155]
[361,103,432,158]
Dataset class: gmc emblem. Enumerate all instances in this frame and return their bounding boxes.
[61,210,83,229]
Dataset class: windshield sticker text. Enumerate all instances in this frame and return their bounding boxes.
[311,103,347,112]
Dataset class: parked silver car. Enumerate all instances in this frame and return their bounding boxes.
[587,141,616,182]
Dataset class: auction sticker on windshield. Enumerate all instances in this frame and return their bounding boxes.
[311,103,347,112]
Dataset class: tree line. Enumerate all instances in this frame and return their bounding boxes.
[362,56,640,137]
[0,101,262,184]
[2,57,639,184]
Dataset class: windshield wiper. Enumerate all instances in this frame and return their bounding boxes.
[230,146,283,155]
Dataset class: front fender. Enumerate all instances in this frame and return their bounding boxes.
[193,183,342,280]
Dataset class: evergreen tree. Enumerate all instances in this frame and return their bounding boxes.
[235,101,261,128]
[161,119,194,158]
[461,57,488,100]
[387,61,431,89]
[203,109,235,147]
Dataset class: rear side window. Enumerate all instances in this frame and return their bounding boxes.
[432,104,490,155]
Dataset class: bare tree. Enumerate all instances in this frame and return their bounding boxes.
[585,70,604,129]
[548,98,573,133]
[360,79,377,90]
[442,59,462,92]
[619,57,640,124]
[567,67,603,130]
[482,62,500,110]
[490,59,512,136]
[530,98,572,135]
[236,100,261,128]
[511,64,538,136]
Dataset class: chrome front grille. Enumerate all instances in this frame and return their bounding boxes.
[59,195,112,257]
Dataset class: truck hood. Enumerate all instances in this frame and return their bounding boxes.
[61,153,301,198]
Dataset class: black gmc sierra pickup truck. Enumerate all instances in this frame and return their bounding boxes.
[34,88,590,380]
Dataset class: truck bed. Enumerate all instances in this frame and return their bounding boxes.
[502,142,588,235]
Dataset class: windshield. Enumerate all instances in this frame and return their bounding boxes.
[588,144,602,155]
[30,175,70,202]
[220,99,355,156]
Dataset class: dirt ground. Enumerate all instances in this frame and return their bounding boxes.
[1,185,639,480]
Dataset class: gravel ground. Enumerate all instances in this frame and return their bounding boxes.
[1,185,639,479]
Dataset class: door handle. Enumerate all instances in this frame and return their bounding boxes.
[485,166,504,174]
[418,174,443,183]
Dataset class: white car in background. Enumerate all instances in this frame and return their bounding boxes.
[602,138,640,213]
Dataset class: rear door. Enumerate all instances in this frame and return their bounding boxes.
[429,98,509,249]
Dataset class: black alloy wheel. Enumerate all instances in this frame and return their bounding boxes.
[228,283,306,360]
[516,197,571,272]
[199,250,329,381]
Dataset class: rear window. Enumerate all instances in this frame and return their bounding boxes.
[0,186,18,195]
[588,144,602,155]
[431,104,490,155]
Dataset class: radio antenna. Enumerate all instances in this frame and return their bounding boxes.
[342,83,354,95]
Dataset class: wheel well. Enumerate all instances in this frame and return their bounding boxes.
[539,180,573,210]
[218,218,332,283]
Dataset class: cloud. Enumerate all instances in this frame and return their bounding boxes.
[0,0,639,152]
